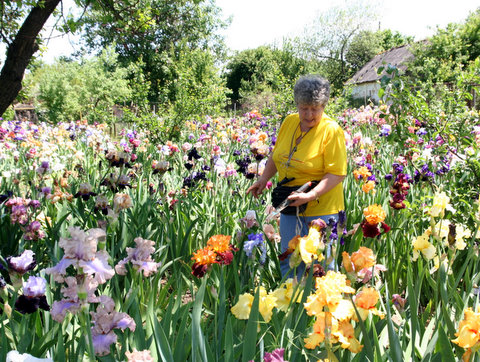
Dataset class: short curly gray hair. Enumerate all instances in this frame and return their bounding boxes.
[294,75,330,107]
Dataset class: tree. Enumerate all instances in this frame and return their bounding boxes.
[224,45,320,107]
[77,0,228,104]
[0,0,228,118]
[345,29,413,75]
[165,45,228,120]
[28,47,132,122]
[0,0,61,116]
[344,31,383,75]
[293,1,379,95]
[406,8,480,94]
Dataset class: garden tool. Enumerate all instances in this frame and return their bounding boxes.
[266,180,318,222]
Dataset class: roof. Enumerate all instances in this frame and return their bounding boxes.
[14,103,35,110]
[348,44,414,85]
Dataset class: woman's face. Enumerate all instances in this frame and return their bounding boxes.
[297,104,324,131]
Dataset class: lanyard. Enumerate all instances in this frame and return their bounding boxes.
[285,123,310,172]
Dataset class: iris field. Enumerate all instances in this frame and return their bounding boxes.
[1,103,480,361]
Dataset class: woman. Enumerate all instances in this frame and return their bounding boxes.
[247,74,347,278]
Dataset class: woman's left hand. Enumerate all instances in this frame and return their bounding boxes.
[287,174,345,207]
[287,191,316,207]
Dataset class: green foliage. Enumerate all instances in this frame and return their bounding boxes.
[225,46,279,102]
[378,29,414,51]
[224,45,318,116]
[78,0,228,105]
[345,30,384,74]
[0,1,32,44]
[167,47,228,119]
[292,0,380,95]
[28,47,132,123]
[345,29,413,75]
[377,58,480,208]
[407,8,480,88]
[150,46,229,141]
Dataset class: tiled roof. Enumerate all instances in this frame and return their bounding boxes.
[348,44,414,84]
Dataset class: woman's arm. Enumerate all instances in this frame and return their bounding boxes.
[246,154,277,198]
[287,173,345,206]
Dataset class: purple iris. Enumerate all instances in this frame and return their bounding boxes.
[187,148,201,161]
[243,233,267,264]
[379,124,391,137]
[15,276,50,314]
[7,250,36,274]
[264,348,286,362]
[392,163,403,174]
[416,128,427,136]
[338,210,346,226]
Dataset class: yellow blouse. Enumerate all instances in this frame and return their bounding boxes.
[272,113,347,216]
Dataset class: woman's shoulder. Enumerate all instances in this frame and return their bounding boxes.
[321,114,342,131]
[283,113,299,124]
[279,113,299,131]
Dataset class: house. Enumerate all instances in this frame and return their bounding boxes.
[14,103,38,122]
[348,44,414,104]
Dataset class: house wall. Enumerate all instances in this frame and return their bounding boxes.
[351,82,381,104]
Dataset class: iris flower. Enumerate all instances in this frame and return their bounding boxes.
[6,351,53,362]
[243,233,267,264]
[90,296,136,356]
[270,278,303,312]
[298,227,324,265]
[304,271,355,317]
[429,191,454,217]
[452,307,480,354]
[15,276,50,314]
[361,204,390,238]
[45,227,113,284]
[353,287,385,320]
[7,250,36,276]
[115,237,162,277]
[50,275,99,323]
[231,286,277,322]
[412,230,436,261]
[191,234,237,278]
[74,183,97,201]
[125,349,154,362]
[264,348,286,362]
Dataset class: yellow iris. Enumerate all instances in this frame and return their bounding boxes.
[299,227,325,264]
[363,204,386,225]
[350,247,376,272]
[452,307,480,349]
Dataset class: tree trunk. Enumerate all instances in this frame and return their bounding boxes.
[0,0,61,117]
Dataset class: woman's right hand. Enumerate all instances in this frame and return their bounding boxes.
[246,178,268,198]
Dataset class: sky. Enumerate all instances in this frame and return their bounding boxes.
[215,0,479,51]
[2,0,479,64]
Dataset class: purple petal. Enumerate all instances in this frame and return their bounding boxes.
[264,348,286,362]
[79,251,114,284]
[92,331,117,356]
[51,300,81,323]
[7,250,36,274]
[23,276,47,297]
